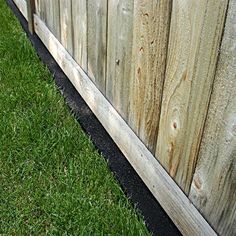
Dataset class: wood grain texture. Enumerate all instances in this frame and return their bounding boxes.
[71,0,87,72]
[41,0,60,40]
[34,15,217,235]
[59,0,73,55]
[128,0,171,153]
[13,0,27,20]
[155,0,229,193]
[189,0,236,235]
[106,0,134,119]
[27,0,35,33]
[87,0,107,94]
[35,0,46,22]
[50,0,60,40]
[34,0,39,15]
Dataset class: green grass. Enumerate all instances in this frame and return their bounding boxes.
[0,1,150,235]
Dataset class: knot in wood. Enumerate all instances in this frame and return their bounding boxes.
[116,59,120,65]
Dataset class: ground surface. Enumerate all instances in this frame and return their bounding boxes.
[0,1,151,234]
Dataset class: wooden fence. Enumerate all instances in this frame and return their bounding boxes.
[13,0,235,235]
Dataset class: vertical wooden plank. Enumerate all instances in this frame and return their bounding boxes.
[34,0,39,16]
[106,0,134,119]
[42,0,48,25]
[87,0,107,94]
[155,0,228,193]
[37,0,46,23]
[40,0,50,32]
[51,0,60,40]
[128,0,171,152]
[189,0,236,235]
[60,0,73,55]
[71,0,87,72]
[13,0,28,20]
[27,0,35,33]
[42,0,60,40]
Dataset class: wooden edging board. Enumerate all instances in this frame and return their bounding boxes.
[12,0,27,20]
[33,14,216,236]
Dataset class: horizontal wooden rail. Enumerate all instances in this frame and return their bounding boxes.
[34,14,216,236]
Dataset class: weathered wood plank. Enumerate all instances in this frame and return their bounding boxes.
[38,0,60,40]
[42,0,47,24]
[42,0,53,32]
[34,15,217,235]
[87,0,107,94]
[13,0,28,20]
[35,0,60,41]
[128,0,171,153]
[59,0,73,55]
[50,0,60,40]
[71,0,87,72]
[27,0,35,33]
[35,0,46,23]
[34,0,39,16]
[155,0,229,193]
[189,0,236,235]
[106,0,134,119]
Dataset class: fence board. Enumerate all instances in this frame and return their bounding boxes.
[189,0,236,235]
[87,0,107,94]
[106,0,134,119]
[128,0,171,153]
[59,0,73,55]
[155,0,228,193]
[36,0,46,23]
[13,0,27,20]
[35,0,60,40]
[35,0,39,15]
[71,0,87,72]
[27,0,35,33]
[51,0,60,40]
[49,0,60,40]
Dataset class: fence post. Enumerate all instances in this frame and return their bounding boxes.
[27,0,35,34]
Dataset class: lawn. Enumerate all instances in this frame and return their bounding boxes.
[0,0,150,235]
